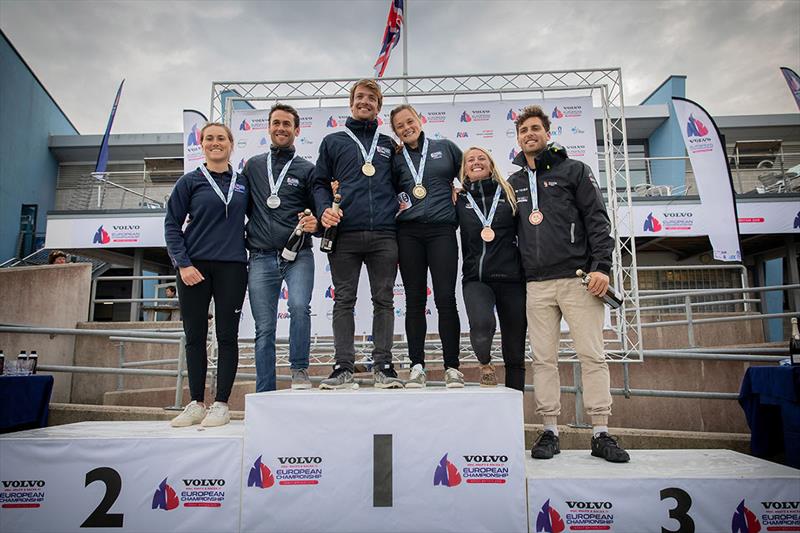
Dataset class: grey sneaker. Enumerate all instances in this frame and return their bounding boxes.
[479,363,497,387]
[373,364,404,389]
[405,364,426,388]
[291,368,312,390]
[170,400,206,427]
[201,401,230,427]
[319,365,359,390]
[444,367,465,388]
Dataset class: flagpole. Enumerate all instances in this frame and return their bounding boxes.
[402,0,408,103]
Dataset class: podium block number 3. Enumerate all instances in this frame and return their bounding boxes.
[373,434,392,507]
[80,467,124,528]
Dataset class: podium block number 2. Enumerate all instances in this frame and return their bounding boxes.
[373,434,392,507]
[80,467,124,528]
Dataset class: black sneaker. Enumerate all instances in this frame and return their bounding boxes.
[531,430,560,459]
[373,364,404,389]
[591,432,630,463]
[319,365,359,390]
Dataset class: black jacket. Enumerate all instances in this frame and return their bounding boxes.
[456,178,523,283]
[508,145,613,282]
[312,117,398,232]
[392,133,461,226]
[244,145,316,252]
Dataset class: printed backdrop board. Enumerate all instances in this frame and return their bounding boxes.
[242,388,528,533]
[0,421,243,533]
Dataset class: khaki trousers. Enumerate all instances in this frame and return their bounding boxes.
[526,278,612,426]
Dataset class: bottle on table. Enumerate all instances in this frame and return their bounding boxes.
[320,193,342,254]
[29,350,38,374]
[790,318,800,366]
[576,269,623,310]
[281,209,312,262]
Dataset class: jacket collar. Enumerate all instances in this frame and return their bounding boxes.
[269,144,296,159]
[403,131,426,153]
[511,142,568,171]
[346,116,379,134]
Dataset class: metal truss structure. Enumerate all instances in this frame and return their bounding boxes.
[211,70,643,362]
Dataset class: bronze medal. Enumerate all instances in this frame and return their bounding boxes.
[412,184,427,199]
[362,162,376,176]
[480,227,495,242]
[529,210,544,225]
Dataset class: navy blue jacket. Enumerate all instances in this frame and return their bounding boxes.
[392,133,461,226]
[244,145,316,252]
[312,117,398,232]
[164,166,248,268]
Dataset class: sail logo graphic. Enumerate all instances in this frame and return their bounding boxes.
[794,210,799,229]
[93,226,111,244]
[551,107,564,119]
[509,147,520,161]
[419,114,428,124]
[507,109,518,121]
[247,456,275,489]
[279,286,289,300]
[460,111,472,123]
[151,478,179,511]
[260,136,269,145]
[186,123,201,147]
[238,158,245,171]
[433,453,461,487]
[643,213,663,232]
[239,119,252,131]
[731,500,761,533]
[325,285,335,299]
[686,114,709,137]
[326,116,338,128]
[536,499,565,533]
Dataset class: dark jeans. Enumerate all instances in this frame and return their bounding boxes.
[463,280,527,392]
[176,260,247,403]
[398,222,461,369]
[328,231,398,369]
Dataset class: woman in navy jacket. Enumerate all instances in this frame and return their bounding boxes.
[164,122,248,428]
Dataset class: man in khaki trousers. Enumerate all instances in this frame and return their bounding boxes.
[508,105,629,463]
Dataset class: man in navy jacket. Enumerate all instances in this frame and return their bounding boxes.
[313,79,403,389]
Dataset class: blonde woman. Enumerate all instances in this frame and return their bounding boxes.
[455,147,526,391]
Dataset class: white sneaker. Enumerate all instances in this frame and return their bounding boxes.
[170,400,206,427]
[444,368,465,388]
[201,402,230,427]
[405,364,426,388]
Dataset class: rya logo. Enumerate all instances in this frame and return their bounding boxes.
[247,456,274,489]
[433,453,461,487]
[686,114,709,137]
[731,499,761,533]
[151,478,179,511]
[536,499,565,533]
[456,131,469,138]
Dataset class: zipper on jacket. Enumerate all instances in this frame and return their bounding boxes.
[570,222,575,244]
[478,180,488,282]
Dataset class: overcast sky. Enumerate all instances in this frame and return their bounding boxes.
[1,0,798,135]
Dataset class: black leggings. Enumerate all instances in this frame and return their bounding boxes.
[398,223,461,369]
[176,260,247,403]
[462,280,526,391]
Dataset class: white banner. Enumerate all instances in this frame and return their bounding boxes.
[0,421,243,533]
[672,98,742,261]
[44,212,167,248]
[183,110,207,175]
[242,388,528,532]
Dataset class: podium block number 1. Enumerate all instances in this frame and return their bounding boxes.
[373,434,392,507]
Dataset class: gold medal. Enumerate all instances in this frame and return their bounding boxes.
[529,210,544,225]
[362,162,376,176]
[412,184,427,199]
[480,227,495,242]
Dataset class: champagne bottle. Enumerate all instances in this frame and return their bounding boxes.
[790,318,800,366]
[576,269,623,309]
[29,350,38,374]
[281,209,312,261]
[320,193,342,254]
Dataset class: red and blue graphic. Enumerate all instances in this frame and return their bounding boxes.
[793,210,799,229]
[151,478,179,511]
[247,455,275,489]
[536,499,565,533]
[419,114,428,124]
[509,147,520,161]
[239,119,252,131]
[238,158,245,171]
[507,109,518,121]
[731,500,761,533]
[373,0,404,77]
[325,285,335,299]
[551,107,564,119]
[279,286,288,300]
[326,116,338,128]
[686,114,709,137]
[187,123,201,147]
[93,225,111,244]
[460,111,472,123]
[643,212,663,232]
[433,453,461,487]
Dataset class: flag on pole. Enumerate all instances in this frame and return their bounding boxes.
[95,79,125,174]
[780,67,800,110]
[373,0,404,78]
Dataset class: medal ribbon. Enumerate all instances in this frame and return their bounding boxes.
[401,136,429,188]
[465,185,502,229]
[198,165,237,218]
[343,127,380,166]
[267,152,296,198]
[525,167,539,211]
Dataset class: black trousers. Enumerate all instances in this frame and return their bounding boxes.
[397,222,461,369]
[176,260,248,403]
[462,280,527,391]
